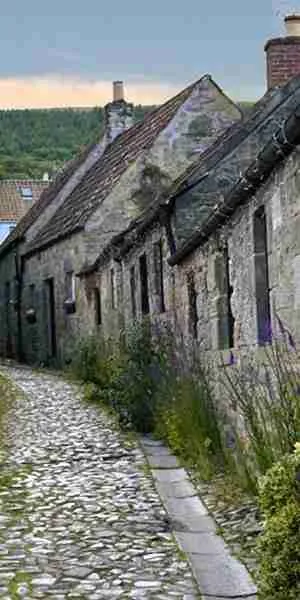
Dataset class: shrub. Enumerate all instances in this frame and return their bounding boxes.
[107,320,165,432]
[155,363,225,480]
[71,334,112,388]
[256,447,300,600]
[72,321,167,433]
[258,451,300,518]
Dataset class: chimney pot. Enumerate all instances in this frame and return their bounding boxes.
[285,14,300,37]
[113,81,124,102]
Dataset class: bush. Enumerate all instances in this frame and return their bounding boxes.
[71,335,112,388]
[258,451,300,518]
[72,321,167,433]
[256,447,300,600]
[107,320,165,432]
[155,364,225,480]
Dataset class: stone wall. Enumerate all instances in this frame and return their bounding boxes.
[174,148,300,350]
[80,146,300,360]
[1,145,299,367]
[80,224,175,345]
[8,232,102,365]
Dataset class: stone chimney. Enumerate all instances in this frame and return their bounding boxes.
[104,81,134,144]
[265,15,300,89]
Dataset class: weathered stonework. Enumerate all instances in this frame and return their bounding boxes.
[0,75,241,365]
[79,146,300,361]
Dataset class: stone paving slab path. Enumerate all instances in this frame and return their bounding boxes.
[141,439,257,600]
[0,366,200,599]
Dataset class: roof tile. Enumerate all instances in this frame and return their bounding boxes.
[25,76,206,254]
[0,180,48,223]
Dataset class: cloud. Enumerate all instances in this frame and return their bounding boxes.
[0,75,182,108]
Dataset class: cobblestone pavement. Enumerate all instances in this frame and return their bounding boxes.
[0,366,199,599]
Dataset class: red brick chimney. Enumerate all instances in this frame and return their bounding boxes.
[265,15,300,89]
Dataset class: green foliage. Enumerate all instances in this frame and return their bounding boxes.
[72,321,166,433]
[72,323,225,474]
[105,321,164,432]
[155,368,225,480]
[0,106,155,179]
[258,451,300,518]
[256,449,300,600]
[71,334,113,389]
[72,324,299,498]
[238,101,255,117]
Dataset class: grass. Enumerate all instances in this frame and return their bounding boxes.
[0,372,18,478]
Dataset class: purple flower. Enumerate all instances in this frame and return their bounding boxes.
[225,429,236,449]
[228,350,236,366]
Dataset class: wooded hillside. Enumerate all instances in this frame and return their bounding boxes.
[0,102,252,180]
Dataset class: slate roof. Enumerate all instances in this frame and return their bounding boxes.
[24,75,214,256]
[81,73,300,275]
[0,142,96,255]
[166,75,300,203]
[168,102,300,265]
[163,73,300,246]
[0,180,48,223]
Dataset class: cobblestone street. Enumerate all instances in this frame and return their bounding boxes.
[0,366,199,599]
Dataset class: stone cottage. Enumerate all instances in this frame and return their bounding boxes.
[0,75,241,363]
[79,15,300,355]
[1,15,300,366]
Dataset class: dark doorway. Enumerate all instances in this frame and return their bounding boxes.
[45,278,57,358]
[130,266,137,318]
[139,254,150,315]
[224,246,235,348]
[253,206,271,344]
[94,287,102,326]
[187,271,198,339]
[153,240,166,313]
[5,281,12,357]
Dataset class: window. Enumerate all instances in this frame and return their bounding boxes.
[94,288,102,325]
[139,254,150,315]
[225,247,235,348]
[215,245,234,350]
[65,271,75,302]
[110,268,116,309]
[253,206,271,345]
[130,266,137,318]
[153,240,165,313]
[20,186,33,200]
[0,223,16,242]
[187,271,198,339]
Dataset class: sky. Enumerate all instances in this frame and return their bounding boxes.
[0,0,298,108]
